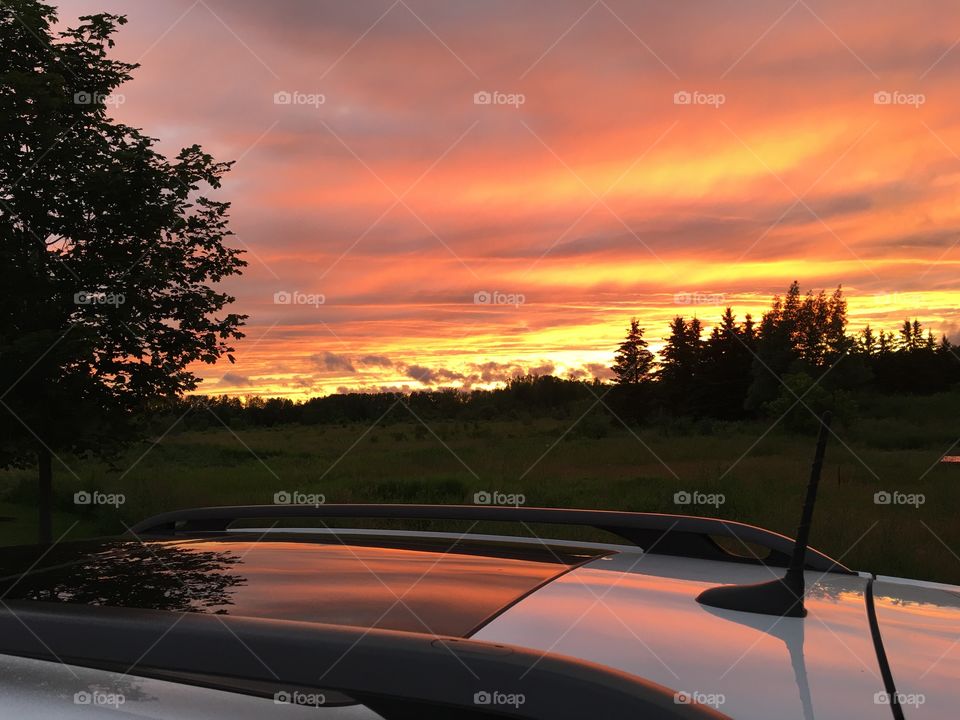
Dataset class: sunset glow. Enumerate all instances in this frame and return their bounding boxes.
[56,0,960,398]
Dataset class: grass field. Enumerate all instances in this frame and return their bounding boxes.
[1,390,958,584]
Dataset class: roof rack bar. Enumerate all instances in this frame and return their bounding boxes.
[129,504,851,573]
[0,601,730,720]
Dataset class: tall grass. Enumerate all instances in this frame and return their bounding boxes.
[1,392,958,583]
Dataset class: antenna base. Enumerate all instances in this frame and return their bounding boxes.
[696,571,807,618]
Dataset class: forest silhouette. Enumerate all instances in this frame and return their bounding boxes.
[175,282,959,434]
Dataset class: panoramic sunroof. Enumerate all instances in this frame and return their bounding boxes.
[0,536,604,637]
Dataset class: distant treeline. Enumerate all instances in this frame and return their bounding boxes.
[164,375,602,432]
[608,281,958,427]
[165,282,958,432]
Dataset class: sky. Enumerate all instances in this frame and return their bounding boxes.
[56,0,960,398]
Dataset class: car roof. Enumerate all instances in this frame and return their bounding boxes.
[10,504,943,719]
[8,531,955,720]
[0,532,605,637]
[476,551,892,720]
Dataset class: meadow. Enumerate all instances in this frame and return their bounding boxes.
[1,389,958,584]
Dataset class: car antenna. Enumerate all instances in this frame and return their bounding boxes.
[696,411,833,617]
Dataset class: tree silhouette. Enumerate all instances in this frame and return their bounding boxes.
[745,283,854,411]
[870,318,959,394]
[657,316,703,413]
[858,325,877,356]
[611,319,654,384]
[698,308,754,418]
[898,319,921,351]
[0,2,246,542]
[745,283,800,411]
[877,330,894,356]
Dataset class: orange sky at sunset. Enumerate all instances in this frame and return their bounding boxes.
[57,0,960,398]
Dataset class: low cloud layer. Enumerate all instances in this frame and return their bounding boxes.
[310,352,356,374]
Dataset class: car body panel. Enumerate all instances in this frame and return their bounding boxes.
[1,527,954,719]
[0,654,382,719]
[474,552,890,720]
[872,578,960,719]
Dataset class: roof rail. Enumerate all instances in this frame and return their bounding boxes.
[130,504,851,573]
[0,601,730,720]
